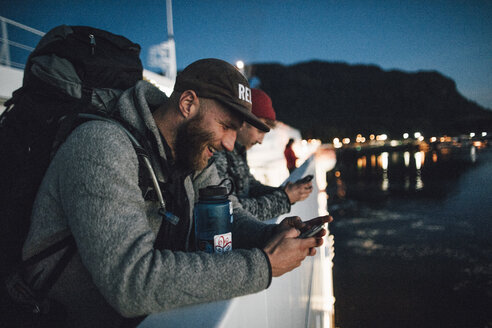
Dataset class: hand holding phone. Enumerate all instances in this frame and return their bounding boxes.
[277,215,332,238]
[297,174,313,184]
[298,223,324,238]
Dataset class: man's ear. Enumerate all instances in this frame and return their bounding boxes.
[238,121,248,132]
[178,90,199,118]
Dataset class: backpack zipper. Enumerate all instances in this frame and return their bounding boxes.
[89,34,96,55]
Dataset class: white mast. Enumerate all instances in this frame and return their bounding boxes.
[148,0,177,81]
[166,0,174,38]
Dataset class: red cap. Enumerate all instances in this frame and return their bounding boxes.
[251,88,276,121]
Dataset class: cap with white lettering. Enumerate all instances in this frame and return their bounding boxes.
[173,58,270,132]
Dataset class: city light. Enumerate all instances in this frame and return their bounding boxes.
[376,134,387,141]
[371,154,376,167]
[357,156,367,169]
[482,132,488,137]
[403,133,409,139]
[432,152,438,163]
[430,137,437,143]
[379,152,389,170]
[414,132,422,139]
[235,60,244,70]
[369,134,375,140]
[333,138,343,148]
[473,141,483,148]
[342,138,351,144]
[293,139,321,162]
[469,132,475,138]
[308,139,322,147]
[404,151,410,167]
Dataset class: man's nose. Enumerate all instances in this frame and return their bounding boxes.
[222,130,237,151]
[258,132,266,145]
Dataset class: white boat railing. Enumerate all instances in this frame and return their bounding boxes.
[0,15,44,69]
[140,151,336,328]
[0,16,43,111]
[0,17,175,111]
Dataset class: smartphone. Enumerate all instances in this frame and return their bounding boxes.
[298,223,324,238]
[297,174,313,184]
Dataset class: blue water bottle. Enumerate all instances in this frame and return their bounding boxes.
[194,179,234,253]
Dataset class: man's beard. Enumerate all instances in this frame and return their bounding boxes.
[174,112,215,172]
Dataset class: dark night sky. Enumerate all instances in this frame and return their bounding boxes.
[2,0,491,109]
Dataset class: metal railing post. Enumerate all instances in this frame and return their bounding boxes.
[0,16,44,69]
[0,17,11,67]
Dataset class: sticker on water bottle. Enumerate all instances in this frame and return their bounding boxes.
[214,232,232,253]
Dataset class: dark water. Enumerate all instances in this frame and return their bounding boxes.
[329,144,492,328]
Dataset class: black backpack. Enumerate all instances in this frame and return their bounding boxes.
[0,24,144,276]
[0,25,165,325]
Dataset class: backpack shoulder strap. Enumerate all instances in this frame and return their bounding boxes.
[13,115,166,297]
[34,236,76,297]
[22,236,75,268]
[77,113,167,216]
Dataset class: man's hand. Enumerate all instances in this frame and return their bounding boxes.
[264,215,333,277]
[284,181,313,204]
[276,215,333,235]
[263,228,322,277]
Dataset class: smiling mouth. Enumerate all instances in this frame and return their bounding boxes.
[207,145,217,156]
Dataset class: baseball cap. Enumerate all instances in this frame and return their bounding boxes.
[173,58,270,132]
[251,88,276,121]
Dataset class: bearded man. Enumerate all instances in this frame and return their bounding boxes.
[21,59,330,327]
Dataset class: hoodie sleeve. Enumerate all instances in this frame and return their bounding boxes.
[53,121,272,317]
[213,150,291,221]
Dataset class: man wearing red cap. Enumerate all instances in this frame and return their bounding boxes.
[213,88,313,221]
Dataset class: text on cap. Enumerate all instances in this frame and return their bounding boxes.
[238,84,252,104]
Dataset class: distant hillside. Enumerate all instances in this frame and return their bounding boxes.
[251,61,492,142]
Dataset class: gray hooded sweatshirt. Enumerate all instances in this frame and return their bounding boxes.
[23,81,275,327]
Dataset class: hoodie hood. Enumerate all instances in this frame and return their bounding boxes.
[116,80,170,181]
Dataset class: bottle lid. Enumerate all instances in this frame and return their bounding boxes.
[199,185,229,199]
[198,178,234,201]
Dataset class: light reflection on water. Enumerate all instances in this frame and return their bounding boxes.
[327,144,479,201]
[330,145,492,328]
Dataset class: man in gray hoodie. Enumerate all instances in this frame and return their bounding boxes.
[22,58,330,327]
